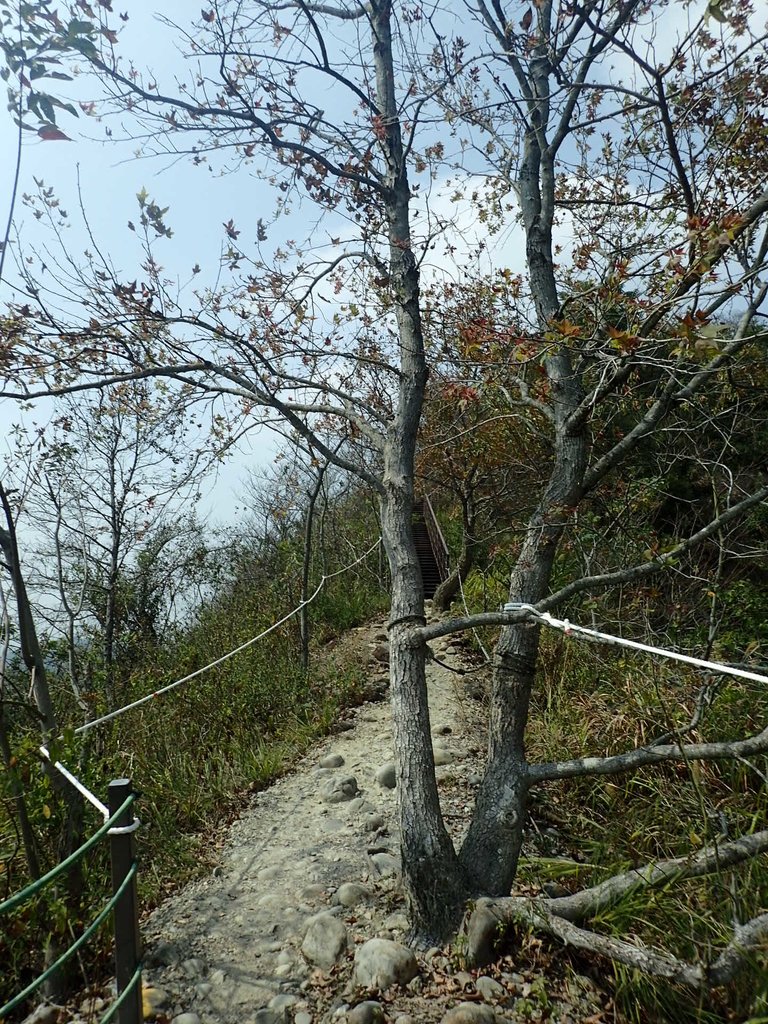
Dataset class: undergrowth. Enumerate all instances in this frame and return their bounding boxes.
[0,571,387,1015]
[519,630,768,1023]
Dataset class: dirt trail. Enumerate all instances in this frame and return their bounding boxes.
[133,616,606,1024]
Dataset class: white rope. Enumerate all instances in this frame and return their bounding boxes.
[505,603,768,686]
[39,745,110,817]
[39,745,141,832]
[74,539,382,735]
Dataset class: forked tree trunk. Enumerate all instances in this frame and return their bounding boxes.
[380,486,469,940]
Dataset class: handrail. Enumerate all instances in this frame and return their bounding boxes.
[0,793,135,917]
[422,494,449,582]
[0,786,141,1024]
[0,864,137,1018]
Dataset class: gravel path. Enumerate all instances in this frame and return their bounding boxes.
[131,618,607,1024]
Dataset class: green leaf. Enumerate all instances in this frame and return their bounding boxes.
[39,94,56,124]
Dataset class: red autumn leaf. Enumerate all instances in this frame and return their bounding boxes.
[101,26,119,44]
[38,124,71,141]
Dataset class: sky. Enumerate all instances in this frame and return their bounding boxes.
[0,2,534,527]
[1,0,731,529]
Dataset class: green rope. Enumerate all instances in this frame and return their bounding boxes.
[99,964,143,1024]
[0,862,138,1018]
[0,793,135,917]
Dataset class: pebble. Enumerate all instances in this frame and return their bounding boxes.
[320,753,346,769]
[375,763,397,788]
[170,1015,200,1024]
[353,938,418,990]
[347,1001,386,1024]
[334,882,372,908]
[370,852,400,877]
[475,976,507,1002]
[440,1005,497,1024]
[363,814,386,832]
[141,985,169,1018]
[322,775,360,804]
[301,912,349,969]
[179,958,205,979]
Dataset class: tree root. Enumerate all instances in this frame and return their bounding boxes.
[464,829,768,988]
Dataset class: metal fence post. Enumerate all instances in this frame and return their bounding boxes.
[108,779,142,1024]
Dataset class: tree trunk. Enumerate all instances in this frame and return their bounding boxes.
[380,489,469,941]
[300,463,327,673]
[459,21,588,892]
[370,0,470,941]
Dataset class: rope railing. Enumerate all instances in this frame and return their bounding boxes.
[0,784,141,1024]
[74,538,382,736]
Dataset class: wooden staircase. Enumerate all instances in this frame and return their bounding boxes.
[412,497,448,599]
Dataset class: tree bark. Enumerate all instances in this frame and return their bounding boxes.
[459,7,588,893]
[371,0,469,941]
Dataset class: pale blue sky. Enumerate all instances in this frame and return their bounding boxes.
[0,3,529,525]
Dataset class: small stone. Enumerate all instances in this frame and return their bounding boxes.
[171,1015,201,1024]
[347,1001,386,1024]
[475,976,506,1002]
[334,882,372,908]
[269,993,299,1012]
[144,941,182,967]
[353,938,418,990]
[320,753,345,769]
[382,912,409,932]
[395,1017,416,1024]
[440,1005,497,1024]
[194,984,212,998]
[301,883,327,901]
[295,1015,313,1024]
[468,774,482,786]
[302,912,349,969]
[209,969,227,985]
[253,1011,282,1024]
[322,775,359,804]
[180,958,205,979]
[371,645,389,664]
[370,852,400,877]
[141,986,170,1019]
[363,814,386,832]
[375,763,396,789]
[432,724,452,736]
[433,747,455,766]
